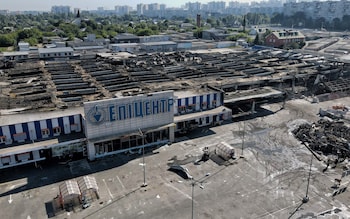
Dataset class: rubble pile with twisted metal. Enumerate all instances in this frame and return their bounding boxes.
[293,119,350,159]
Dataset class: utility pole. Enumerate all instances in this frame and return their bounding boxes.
[139,128,147,187]
[237,107,245,158]
[191,180,195,219]
[303,154,313,203]
[241,120,245,158]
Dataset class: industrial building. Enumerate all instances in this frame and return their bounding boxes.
[38,47,74,59]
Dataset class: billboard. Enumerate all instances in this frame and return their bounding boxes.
[84,91,174,139]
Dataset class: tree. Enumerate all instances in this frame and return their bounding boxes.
[135,28,153,36]
[254,34,260,45]
[0,34,15,47]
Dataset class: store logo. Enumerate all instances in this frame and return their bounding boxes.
[87,105,105,124]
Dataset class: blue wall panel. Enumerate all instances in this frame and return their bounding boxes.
[69,115,74,125]
[9,125,16,141]
[34,121,42,139]
[58,117,64,133]
[22,123,29,141]
[46,119,53,137]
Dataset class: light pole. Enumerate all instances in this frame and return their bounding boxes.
[191,180,195,219]
[241,120,245,158]
[303,154,313,203]
[139,128,147,187]
[238,107,245,158]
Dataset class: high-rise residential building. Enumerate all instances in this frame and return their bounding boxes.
[186,2,202,11]
[207,1,226,12]
[160,4,166,11]
[115,5,131,15]
[148,3,160,11]
[284,0,350,22]
[0,10,9,15]
[137,4,145,15]
[51,6,70,14]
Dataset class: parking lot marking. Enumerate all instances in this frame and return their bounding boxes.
[4,178,27,190]
[116,176,125,190]
[8,194,12,204]
[163,181,198,204]
[102,179,114,199]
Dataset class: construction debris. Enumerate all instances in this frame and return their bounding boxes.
[319,105,350,121]
[293,118,350,160]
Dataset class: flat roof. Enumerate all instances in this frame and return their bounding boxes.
[224,87,283,103]
[0,107,83,126]
[110,43,139,47]
[38,47,74,53]
[0,138,84,157]
[2,51,29,56]
[174,88,217,98]
[142,41,177,46]
[174,106,231,123]
[73,46,104,50]
[0,139,58,156]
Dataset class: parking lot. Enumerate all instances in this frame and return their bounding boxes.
[1,97,350,219]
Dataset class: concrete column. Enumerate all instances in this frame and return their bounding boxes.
[32,150,40,160]
[169,125,175,143]
[9,155,16,165]
[251,101,256,114]
[87,141,96,161]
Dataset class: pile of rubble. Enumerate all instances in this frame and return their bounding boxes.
[293,119,350,159]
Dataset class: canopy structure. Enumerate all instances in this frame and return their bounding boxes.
[59,180,81,205]
[77,176,98,194]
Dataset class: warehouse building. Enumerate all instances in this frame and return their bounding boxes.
[38,47,74,59]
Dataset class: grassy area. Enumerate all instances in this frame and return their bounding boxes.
[0,47,14,52]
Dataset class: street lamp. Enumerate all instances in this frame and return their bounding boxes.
[241,120,245,158]
[191,180,195,219]
[303,154,313,203]
[237,107,246,158]
[139,128,147,187]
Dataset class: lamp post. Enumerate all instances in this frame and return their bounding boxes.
[238,107,245,158]
[241,120,245,158]
[303,154,313,203]
[191,180,195,219]
[139,128,147,187]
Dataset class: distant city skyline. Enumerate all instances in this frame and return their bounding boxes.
[2,0,257,11]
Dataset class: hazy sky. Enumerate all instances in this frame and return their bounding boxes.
[1,0,236,11]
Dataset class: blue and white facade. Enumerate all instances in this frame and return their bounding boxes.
[0,115,82,144]
[0,111,85,169]
[174,89,231,133]
[174,91,223,115]
[0,89,232,169]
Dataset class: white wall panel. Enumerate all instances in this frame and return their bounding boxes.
[84,91,174,139]
[63,117,70,134]
[15,124,23,133]
[27,122,37,140]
